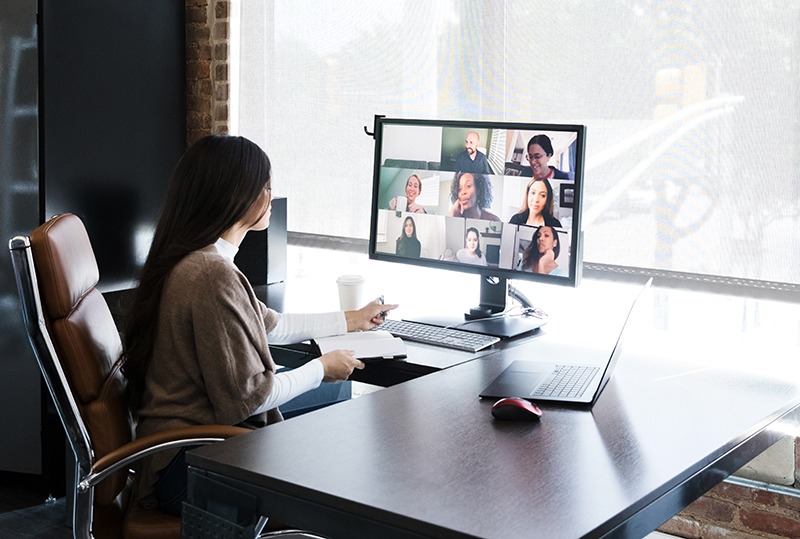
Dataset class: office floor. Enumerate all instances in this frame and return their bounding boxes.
[0,472,71,538]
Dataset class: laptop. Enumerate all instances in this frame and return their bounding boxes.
[479,278,652,406]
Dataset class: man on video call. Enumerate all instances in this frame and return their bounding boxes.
[454,131,492,174]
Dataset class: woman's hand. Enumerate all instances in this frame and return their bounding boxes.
[538,249,556,273]
[318,349,364,383]
[389,197,398,210]
[345,297,399,331]
[447,200,462,217]
[408,202,425,214]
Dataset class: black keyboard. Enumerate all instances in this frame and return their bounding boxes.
[532,365,600,398]
[377,319,500,353]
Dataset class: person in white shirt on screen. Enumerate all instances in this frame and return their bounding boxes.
[456,227,488,266]
[389,173,426,214]
[519,226,566,276]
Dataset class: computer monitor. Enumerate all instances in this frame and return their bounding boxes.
[369,116,586,338]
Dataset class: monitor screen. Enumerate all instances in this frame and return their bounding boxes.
[369,118,586,291]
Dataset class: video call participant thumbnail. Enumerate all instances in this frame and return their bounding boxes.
[396,216,421,258]
[454,131,492,174]
[389,173,426,214]
[447,172,500,222]
[519,226,566,276]
[456,227,488,266]
[523,134,570,180]
[509,177,563,228]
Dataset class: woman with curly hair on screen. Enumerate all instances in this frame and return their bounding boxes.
[446,171,499,221]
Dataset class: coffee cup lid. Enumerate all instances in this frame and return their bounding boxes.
[337,274,364,285]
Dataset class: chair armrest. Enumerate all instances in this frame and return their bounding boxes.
[80,425,249,492]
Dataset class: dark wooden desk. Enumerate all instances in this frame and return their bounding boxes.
[186,284,800,538]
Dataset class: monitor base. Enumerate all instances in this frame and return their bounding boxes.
[402,275,546,338]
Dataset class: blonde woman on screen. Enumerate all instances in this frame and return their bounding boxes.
[389,174,426,214]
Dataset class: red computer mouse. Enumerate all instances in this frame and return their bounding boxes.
[491,397,542,421]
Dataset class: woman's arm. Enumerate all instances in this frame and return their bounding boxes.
[344,298,398,331]
[251,359,325,414]
[269,311,346,344]
[252,349,365,414]
[268,301,398,342]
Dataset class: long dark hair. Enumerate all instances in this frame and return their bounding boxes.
[465,227,482,259]
[121,135,271,415]
[516,177,555,219]
[398,216,418,243]
[522,226,560,272]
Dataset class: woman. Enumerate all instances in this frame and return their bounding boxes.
[509,177,563,228]
[524,134,570,179]
[395,216,421,258]
[447,172,499,221]
[121,135,397,516]
[455,227,487,266]
[389,173,426,214]
[519,226,567,276]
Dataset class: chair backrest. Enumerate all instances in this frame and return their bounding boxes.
[9,213,132,506]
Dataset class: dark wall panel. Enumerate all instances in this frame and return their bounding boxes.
[0,0,44,478]
[40,0,186,289]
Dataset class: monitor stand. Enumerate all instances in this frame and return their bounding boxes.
[406,276,546,339]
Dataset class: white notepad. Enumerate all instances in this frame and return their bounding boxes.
[314,330,407,359]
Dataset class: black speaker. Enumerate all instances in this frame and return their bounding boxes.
[234,197,287,285]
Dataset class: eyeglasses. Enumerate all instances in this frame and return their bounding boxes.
[526,153,546,161]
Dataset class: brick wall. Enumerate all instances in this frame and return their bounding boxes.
[186,0,230,146]
[658,437,800,538]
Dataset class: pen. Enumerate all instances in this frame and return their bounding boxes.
[380,295,386,319]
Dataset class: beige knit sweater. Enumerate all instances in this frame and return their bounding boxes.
[134,245,282,504]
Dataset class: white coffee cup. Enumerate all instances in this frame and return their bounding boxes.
[337,274,365,311]
[396,196,408,212]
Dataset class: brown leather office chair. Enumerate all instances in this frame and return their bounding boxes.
[9,214,323,539]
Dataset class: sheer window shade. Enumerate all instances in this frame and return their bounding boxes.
[235,1,800,285]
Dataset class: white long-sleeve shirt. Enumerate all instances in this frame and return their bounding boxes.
[214,238,347,413]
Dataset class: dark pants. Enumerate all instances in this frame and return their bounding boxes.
[154,447,191,517]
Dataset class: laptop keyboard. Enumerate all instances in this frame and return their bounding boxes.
[532,365,600,398]
[377,319,500,353]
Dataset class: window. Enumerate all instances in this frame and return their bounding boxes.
[234,1,800,285]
